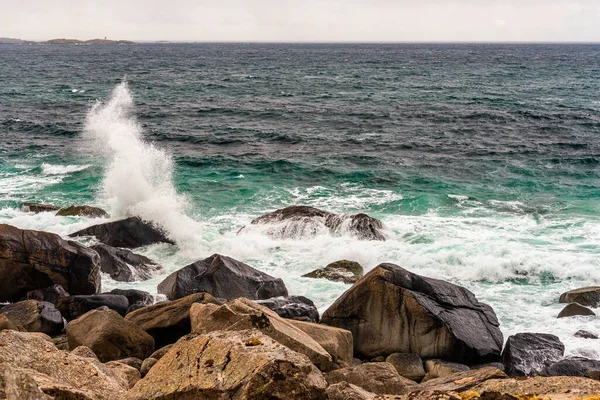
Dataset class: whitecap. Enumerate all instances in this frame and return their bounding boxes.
[41,163,90,175]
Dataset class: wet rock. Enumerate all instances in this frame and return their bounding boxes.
[255,295,319,322]
[472,376,600,399]
[190,298,335,371]
[158,253,288,301]
[558,302,596,318]
[0,330,131,399]
[21,203,59,213]
[541,357,600,377]
[248,205,386,241]
[57,293,130,320]
[385,353,426,382]
[125,292,221,348]
[559,286,600,308]
[71,345,98,359]
[321,263,503,364]
[109,288,154,310]
[70,216,174,248]
[422,359,469,382]
[92,244,163,282]
[289,318,354,369]
[417,367,507,392]
[26,284,69,305]
[501,332,565,376]
[303,260,364,284]
[56,205,109,218]
[127,329,328,400]
[67,309,154,362]
[140,357,158,377]
[326,362,414,395]
[0,300,64,335]
[575,329,599,339]
[0,224,101,302]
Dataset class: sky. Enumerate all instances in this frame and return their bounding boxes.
[2,0,600,42]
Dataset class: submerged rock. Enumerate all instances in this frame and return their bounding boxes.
[127,329,328,400]
[321,263,503,364]
[92,244,163,282]
[21,203,59,213]
[501,333,565,376]
[158,253,288,301]
[56,205,109,218]
[303,259,364,284]
[559,286,600,308]
[558,302,596,318]
[255,295,319,322]
[70,216,174,248]
[0,300,64,336]
[574,329,598,339]
[67,309,155,362]
[0,224,101,302]
[247,205,386,241]
[57,293,130,320]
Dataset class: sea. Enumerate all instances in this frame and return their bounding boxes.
[1,43,599,358]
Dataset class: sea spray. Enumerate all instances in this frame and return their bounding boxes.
[83,82,201,247]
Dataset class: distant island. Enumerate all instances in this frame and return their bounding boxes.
[0,37,135,45]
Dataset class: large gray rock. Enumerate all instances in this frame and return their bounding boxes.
[0,224,101,302]
[0,300,63,335]
[57,293,130,320]
[248,206,386,241]
[158,253,288,301]
[255,295,319,322]
[501,333,565,376]
[70,217,174,248]
[109,288,154,312]
[542,357,600,377]
[321,263,503,364]
[92,244,163,282]
[559,286,600,308]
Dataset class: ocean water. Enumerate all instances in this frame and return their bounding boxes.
[1,43,599,358]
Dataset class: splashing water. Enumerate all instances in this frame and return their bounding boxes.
[84,82,200,247]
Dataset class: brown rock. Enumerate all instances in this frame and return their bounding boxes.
[303,260,364,284]
[114,357,143,371]
[51,333,69,350]
[558,302,596,318]
[559,286,600,308]
[149,344,173,360]
[472,376,600,399]
[326,362,414,395]
[126,329,328,400]
[0,363,52,400]
[0,330,130,399]
[190,298,335,371]
[0,314,20,332]
[22,203,59,213]
[406,391,461,400]
[105,361,141,389]
[56,205,109,218]
[386,353,426,382]
[289,318,354,369]
[422,359,469,382]
[326,381,405,400]
[125,292,220,348]
[417,367,507,392]
[0,300,64,335]
[71,345,98,359]
[67,309,154,362]
[140,357,158,377]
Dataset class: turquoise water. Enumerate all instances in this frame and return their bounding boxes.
[1,44,599,357]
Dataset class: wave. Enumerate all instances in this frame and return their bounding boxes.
[41,163,90,175]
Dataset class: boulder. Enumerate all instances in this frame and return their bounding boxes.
[109,288,154,311]
[303,260,364,284]
[0,224,101,302]
[289,319,354,369]
[248,205,386,241]
[559,286,600,308]
[558,302,596,318]
[471,376,600,399]
[190,298,335,371]
[92,244,163,282]
[127,329,328,400]
[422,359,469,382]
[575,329,598,339]
[140,357,158,377]
[70,216,174,248]
[71,345,98,359]
[417,367,507,392]
[125,293,221,348]
[0,363,52,400]
[67,309,155,362]
[321,263,503,363]
[326,362,414,395]
[56,205,109,218]
[104,361,141,389]
[385,353,426,382]
[501,333,565,376]
[21,203,59,213]
[0,300,64,335]
[255,295,319,322]
[158,253,288,301]
[0,330,131,399]
[0,314,20,332]
[57,293,130,320]
[542,357,600,377]
[26,284,69,304]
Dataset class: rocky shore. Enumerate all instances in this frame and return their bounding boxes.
[1,205,599,399]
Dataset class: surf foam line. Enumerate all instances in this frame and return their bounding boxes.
[84,82,200,247]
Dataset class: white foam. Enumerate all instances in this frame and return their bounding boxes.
[41,163,90,175]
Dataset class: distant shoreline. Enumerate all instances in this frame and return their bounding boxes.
[0,37,135,45]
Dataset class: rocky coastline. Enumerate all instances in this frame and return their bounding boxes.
[1,204,599,399]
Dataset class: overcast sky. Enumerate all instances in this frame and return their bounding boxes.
[2,0,600,42]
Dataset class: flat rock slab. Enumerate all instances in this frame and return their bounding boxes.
[472,376,600,399]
